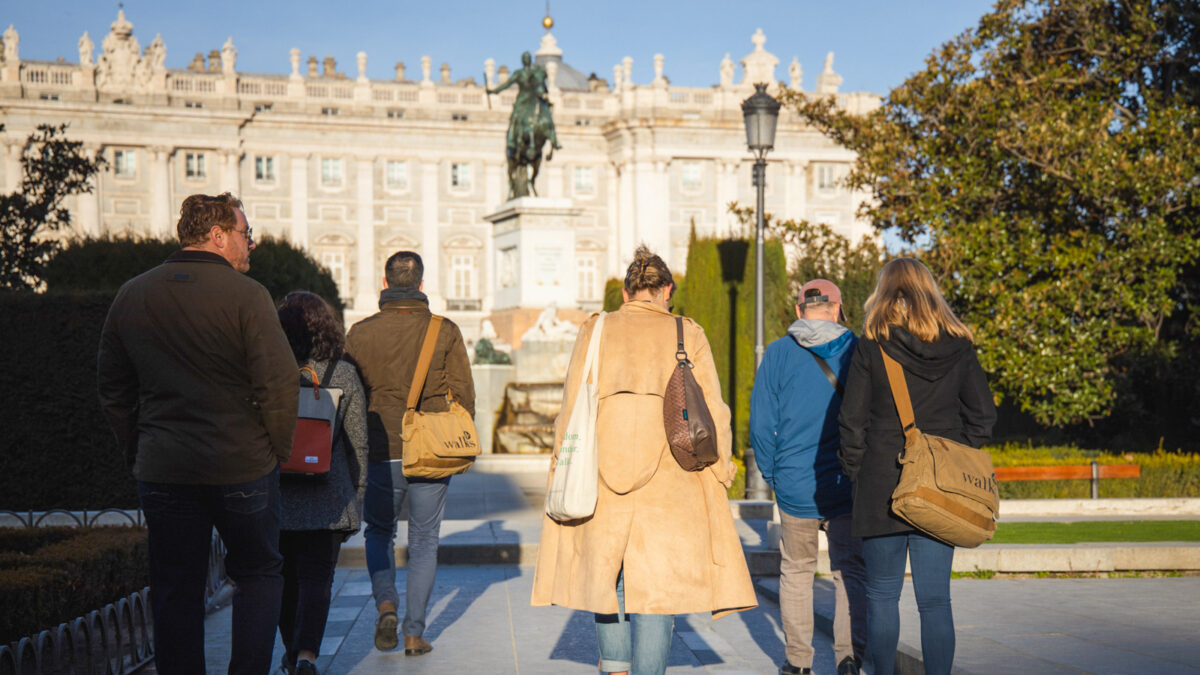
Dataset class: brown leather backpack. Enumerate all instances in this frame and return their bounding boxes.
[663,316,719,471]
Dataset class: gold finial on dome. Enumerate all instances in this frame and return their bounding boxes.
[542,2,554,30]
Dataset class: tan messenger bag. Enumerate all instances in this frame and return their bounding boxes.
[881,346,999,548]
[400,315,480,479]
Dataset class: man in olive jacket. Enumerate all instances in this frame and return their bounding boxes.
[347,250,474,656]
[97,193,297,675]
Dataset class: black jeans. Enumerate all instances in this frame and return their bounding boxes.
[137,466,283,675]
[279,530,344,662]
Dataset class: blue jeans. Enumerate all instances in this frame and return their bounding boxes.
[138,466,283,675]
[363,461,449,637]
[594,569,674,675]
[861,532,955,675]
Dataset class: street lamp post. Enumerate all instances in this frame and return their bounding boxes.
[741,83,780,501]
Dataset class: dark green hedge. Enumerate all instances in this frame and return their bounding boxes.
[4,236,345,510]
[0,291,136,510]
[0,526,149,643]
[44,234,343,311]
[672,231,792,463]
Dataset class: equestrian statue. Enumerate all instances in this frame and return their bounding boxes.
[487,51,562,200]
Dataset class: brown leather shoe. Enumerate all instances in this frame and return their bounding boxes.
[404,635,433,656]
[373,612,398,651]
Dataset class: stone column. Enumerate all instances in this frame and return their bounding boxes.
[485,162,502,212]
[290,153,309,246]
[3,141,22,193]
[617,159,636,269]
[74,143,102,236]
[354,157,376,312]
[150,147,171,238]
[221,150,240,196]
[632,159,669,260]
[606,163,621,276]
[785,161,806,224]
[653,160,671,262]
[420,160,441,306]
[715,159,737,237]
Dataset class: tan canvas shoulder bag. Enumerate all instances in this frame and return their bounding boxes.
[881,345,999,548]
[400,315,480,478]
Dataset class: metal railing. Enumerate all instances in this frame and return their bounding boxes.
[0,510,229,674]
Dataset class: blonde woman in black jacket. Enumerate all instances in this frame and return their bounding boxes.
[838,258,996,675]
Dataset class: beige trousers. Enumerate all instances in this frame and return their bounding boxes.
[778,512,868,668]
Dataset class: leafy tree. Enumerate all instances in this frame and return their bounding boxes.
[243,235,344,311]
[729,204,888,335]
[785,0,1200,428]
[0,124,104,290]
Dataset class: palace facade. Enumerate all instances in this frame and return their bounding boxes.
[0,12,878,334]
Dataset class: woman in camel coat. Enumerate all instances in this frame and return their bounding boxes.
[532,246,757,675]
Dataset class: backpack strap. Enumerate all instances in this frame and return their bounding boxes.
[802,347,843,398]
[321,359,338,386]
[878,344,918,439]
[406,316,444,412]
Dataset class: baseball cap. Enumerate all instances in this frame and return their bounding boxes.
[798,278,842,305]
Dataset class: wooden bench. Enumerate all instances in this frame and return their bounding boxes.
[994,462,1141,498]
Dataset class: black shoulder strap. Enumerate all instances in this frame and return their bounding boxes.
[803,347,843,398]
[321,358,339,387]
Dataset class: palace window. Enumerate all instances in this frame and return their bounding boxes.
[573,166,595,195]
[321,158,344,186]
[184,101,204,109]
[39,93,60,101]
[682,162,702,190]
[451,163,472,190]
[185,152,207,180]
[255,156,276,182]
[114,149,137,178]
[254,103,274,113]
[320,251,348,294]
[387,109,405,119]
[448,254,478,310]
[321,107,340,116]
[386,161,408,189]
[577,255,599,301]
[451,113,469,122]
[817,164,837,191]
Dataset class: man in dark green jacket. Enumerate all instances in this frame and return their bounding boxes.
[97,193,297,675]
[347,250,474,657]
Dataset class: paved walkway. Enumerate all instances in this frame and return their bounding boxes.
[192,468,1200,674]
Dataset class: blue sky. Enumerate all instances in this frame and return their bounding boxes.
[10,0,998,95]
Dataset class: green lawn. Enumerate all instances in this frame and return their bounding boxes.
[990,520,1200,544]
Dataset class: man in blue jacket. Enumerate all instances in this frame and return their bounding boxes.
[750,279,867,675]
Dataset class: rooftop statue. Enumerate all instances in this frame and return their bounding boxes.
[487,51,561,200]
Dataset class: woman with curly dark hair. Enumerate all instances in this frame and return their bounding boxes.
[274,291,368,674]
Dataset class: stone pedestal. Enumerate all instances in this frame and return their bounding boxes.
[486,197,584,307]
[470,363,516,454]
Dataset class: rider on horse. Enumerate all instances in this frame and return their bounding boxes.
[487,51,562,198]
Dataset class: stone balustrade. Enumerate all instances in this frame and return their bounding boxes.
[5,58,878,123]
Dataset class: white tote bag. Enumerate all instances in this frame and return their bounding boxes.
[545,313,605,521]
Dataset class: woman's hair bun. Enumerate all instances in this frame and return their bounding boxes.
[624,245,674,296]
